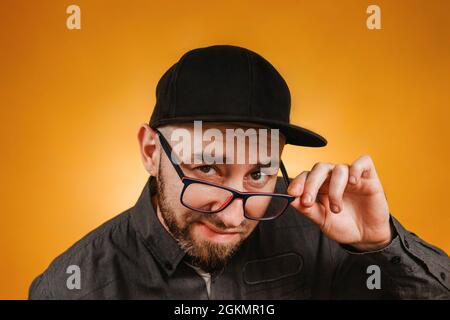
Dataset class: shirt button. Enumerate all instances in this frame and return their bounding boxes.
[440,272,446,281]
[391,256,401,264]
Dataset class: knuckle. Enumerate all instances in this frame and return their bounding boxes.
[294,171,309,182]
[300,170,310,177]
[313,161,328,170]
[350,161,362,172]
[312,162,321,170]
[361,154,372,162]
[334,164,348,173]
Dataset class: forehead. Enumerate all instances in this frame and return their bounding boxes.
[158,122,284,170]
[159,122,286,143]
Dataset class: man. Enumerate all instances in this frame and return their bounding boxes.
[29,45,449,299]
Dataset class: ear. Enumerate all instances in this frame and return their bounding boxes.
[137,124,159,176]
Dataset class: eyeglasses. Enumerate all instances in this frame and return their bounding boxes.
[155,129,295,221]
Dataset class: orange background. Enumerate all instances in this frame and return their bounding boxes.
[0,0,449,299]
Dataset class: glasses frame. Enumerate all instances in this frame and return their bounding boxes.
[155,128,295,221]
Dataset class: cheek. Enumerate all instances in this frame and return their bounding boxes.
[172,201,207,231]
[240,221,259,239]
[267,176,278,189]
[161,180,185,211]
[170,206,193,228]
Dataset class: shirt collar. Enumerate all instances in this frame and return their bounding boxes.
[130,176,186,276]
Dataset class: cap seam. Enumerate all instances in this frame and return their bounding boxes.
[170,53,190,118]
[245,51,254,117]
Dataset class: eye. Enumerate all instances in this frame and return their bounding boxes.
[196,165,216,174]
[250,171,260,180]
[250,170,264,181]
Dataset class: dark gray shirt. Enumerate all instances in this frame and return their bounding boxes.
[29,177,450,299]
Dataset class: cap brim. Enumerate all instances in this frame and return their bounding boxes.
[277,122,327,147]
[151,115,327,147]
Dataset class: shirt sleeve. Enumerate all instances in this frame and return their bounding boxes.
[28,273,53,300]
[330,214,450,299]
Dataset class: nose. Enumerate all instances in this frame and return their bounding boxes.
[215,197,245,229]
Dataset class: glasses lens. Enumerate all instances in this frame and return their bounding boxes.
[182,182,234,213]
[245,195,289,220]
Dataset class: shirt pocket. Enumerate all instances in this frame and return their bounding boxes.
[242,252,311,299]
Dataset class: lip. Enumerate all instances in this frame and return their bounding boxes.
[194,222,240,241]
[201,222,239,234]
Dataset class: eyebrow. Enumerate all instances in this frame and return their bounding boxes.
[157,129,290,186]
[188,152,277,168]
[191,152,232,164]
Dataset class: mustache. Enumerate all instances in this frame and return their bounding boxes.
[185,211,248,233]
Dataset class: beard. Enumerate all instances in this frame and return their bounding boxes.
[155,167,249,274]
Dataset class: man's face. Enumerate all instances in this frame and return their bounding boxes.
[153,123,285,273]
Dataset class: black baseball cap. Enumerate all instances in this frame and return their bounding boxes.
[149,45,327,147]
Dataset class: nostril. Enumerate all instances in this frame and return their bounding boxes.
[217,205,246,228]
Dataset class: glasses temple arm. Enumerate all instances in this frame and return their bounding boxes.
[154,129,185,179]
[279,160,291,188]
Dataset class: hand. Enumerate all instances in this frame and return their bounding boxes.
[287,155,392,252]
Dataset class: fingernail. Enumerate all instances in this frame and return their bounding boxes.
[349,176,357,184]
[331,204,340,213]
